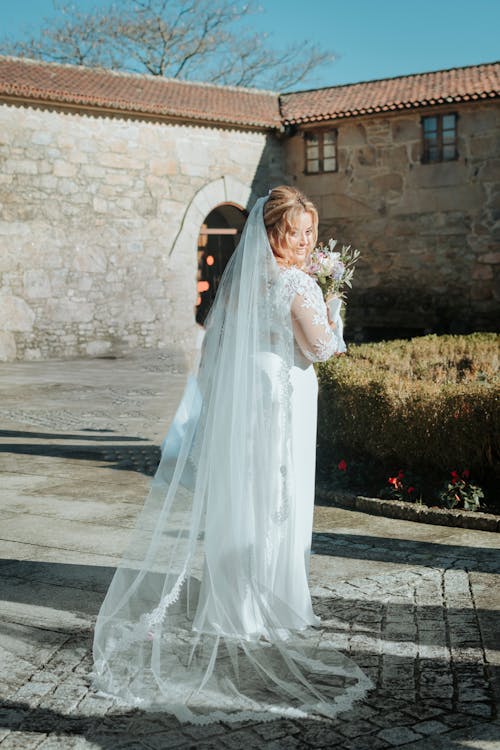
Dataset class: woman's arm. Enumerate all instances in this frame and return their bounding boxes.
[290,286,342,362]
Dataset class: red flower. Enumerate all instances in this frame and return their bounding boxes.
[451,470,460,485]
[338,459,347,472]
[388,476,400,487]
[407,486,415,495]
[397,469,405,479]
[462,469,470,479]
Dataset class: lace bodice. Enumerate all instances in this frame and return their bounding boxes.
[278,267,339,363]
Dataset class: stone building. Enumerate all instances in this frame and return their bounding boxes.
[0,56,498,361]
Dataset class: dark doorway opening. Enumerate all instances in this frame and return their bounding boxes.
[196,203,247,325]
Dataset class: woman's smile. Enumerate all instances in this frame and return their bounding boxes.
[287,211,314,266]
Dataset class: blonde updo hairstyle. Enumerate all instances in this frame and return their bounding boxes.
[263,185,318,267]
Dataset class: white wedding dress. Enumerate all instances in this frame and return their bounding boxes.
[92,199,371,723]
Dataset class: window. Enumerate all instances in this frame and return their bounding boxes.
[422,113,458,163]
[304,130,337,173]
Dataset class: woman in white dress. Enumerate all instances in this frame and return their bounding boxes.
[92,186,371,723]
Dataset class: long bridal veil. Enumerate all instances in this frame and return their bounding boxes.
[92,196,372,723]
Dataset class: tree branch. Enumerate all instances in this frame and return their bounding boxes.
[0,0,334,90]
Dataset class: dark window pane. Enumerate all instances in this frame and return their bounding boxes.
[442,130,456,144]
[442,114,456,130]
[305,133,319,144]
[424,132,438,144]
[423,117,437,131]
[427,146,440,161]
[443,145,456,160]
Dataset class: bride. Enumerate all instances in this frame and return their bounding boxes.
[92,186,372,723]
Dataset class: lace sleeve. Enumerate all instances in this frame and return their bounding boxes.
[281,268,339,362]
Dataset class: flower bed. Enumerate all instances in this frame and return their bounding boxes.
[317,333,499,513]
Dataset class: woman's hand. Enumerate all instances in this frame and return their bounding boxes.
[326,296,341,330]
[327,313,337,331]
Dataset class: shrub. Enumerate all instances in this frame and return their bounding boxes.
[317,334,499,508]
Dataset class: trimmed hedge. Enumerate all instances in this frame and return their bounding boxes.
[317,334,499,506]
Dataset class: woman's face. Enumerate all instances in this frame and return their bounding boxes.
[285,211,314,267]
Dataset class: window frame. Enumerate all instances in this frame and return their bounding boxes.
[303,129,338,174]
[421,111,459,164]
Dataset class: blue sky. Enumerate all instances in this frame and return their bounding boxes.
[0,0,498,88]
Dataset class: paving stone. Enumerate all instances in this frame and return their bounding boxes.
[377,726,423,746]
[334,704,378,722]
[253,721,300,740]
[141,730,194,748]
[402,705,444,721]
[12,683,55,706]
[455,701,493,718]
[220,730,263,749]
[183,722,227,739]
[370,711,413,729]
[76,694,113,717]
[42,686,89,716]
[441,711,488,729]
[86,737,148,750]
[295,724,345,748]
[341,735,390,750]
[0,733,47,749]
[411,719,448,735]
[264,738,304,750]
[400,719,500,750]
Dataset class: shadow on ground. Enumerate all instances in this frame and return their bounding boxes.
[312,532,500,574]
[0,436,160,476]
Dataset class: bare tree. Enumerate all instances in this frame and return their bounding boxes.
[0,0,335,90]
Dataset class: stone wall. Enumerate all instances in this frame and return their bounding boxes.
[0,103,284,360]
[287,102,499,338]
[2,97,497,360]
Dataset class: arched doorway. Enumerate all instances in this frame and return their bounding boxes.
[196,203,247,325]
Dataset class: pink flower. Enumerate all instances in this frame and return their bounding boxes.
[338,459,347,472]
[462,469,470,479]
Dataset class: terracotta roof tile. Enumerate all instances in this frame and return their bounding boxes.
[0,56,282,129]
[0,57,498,129]
[280,62,500,125]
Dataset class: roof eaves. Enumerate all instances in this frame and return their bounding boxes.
[283,88,500,125]
[1,85,281,129]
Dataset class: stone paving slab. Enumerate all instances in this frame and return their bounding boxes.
[1,351,499,748]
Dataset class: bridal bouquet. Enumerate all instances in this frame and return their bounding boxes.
[306,239,360,352]
[306,238,360,305]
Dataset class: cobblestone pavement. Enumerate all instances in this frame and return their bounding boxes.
[1,351,499,749]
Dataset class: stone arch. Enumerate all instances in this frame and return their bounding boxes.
[169,176,255,264]
[166,176,256,345]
